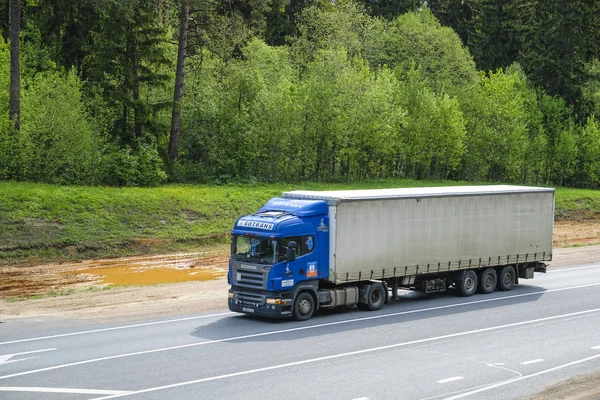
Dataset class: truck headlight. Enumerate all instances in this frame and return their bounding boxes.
[228,291,234,299]
[266,298,281,305]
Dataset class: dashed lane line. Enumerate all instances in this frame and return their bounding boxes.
[520,359,545,365]
[438,377,464,384]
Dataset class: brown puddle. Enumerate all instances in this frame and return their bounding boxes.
[64,265,227,287]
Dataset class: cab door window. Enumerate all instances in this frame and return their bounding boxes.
[281,236,314,260]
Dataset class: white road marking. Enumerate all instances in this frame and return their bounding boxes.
[351,397,370,400]
[0,348,56,365]
[520,359,544,365]
[0,312,233,346]
[0,386,132,395]
[90,307,600,399]
[3,283,600,382]
[438,377,464,384]
[592,345,600,350]
[442,353,600,399]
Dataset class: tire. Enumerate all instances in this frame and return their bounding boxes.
[293,292,315,321]
[457,270,478,297]
[363,283,386,311]
[478,268,497,294]
[497,265,516,291]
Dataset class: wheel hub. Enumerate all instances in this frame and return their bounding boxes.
[298,299,311,315]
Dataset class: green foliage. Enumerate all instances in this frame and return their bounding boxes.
[0,36,16,179]
[19,70,98,184]
[290,1,373,68]
[82,0,172,145]
[100,144,167,187]
[582,59,600,119]
[5,0,600,191]
[577,117,600,188]
[533,92,580,186]
[521,0,600,111]
[382,9,479,99]
[463,69,531,181]
[468,0,536,73]
[397,68,466,179]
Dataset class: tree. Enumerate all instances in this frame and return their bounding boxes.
[381,10,479,100]
[358,0,422,18]
[9,0,21,131]
[577,117,600,188]
[20,71,98,183]
[83,0,172,146]
[468,0,536,72]
[428,0,474,45]
[395,68,466,179]
[581,59,600,119]
[462,69,530,182]
[521,0,600,113]
[169,0,190,161]
[288,1,374,69]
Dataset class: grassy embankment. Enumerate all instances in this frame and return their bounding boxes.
[1,181,599,265]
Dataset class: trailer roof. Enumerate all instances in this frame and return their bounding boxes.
[282,185,554,202]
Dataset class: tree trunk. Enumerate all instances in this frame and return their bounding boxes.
[131,20,141,140]
[9,0,21,131]
[168,0,189,161]
[157,0,164,25]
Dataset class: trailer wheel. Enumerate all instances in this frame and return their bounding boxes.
[497,265,516,291]
[478,268,497,294]
[293,292,315,321]
[365,283,386,311]
[457,270,478,297]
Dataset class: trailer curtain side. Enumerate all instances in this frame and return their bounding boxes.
[283,186,554,284]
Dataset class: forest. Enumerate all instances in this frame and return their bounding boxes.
[2,0,600,188]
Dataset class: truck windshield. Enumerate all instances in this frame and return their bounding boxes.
[231,235,279,264]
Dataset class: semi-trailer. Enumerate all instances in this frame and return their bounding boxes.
[227,185,554,320]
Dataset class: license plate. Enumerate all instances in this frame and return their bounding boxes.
[242,307,254,313]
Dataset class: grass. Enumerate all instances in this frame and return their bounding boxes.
[1,180,599,265]
[6,287,77,302]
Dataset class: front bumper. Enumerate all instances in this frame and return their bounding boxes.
[228,288,292,318]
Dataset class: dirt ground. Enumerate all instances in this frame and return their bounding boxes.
[1,220,600,398]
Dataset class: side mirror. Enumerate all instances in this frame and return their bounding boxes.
[286,241,297,262]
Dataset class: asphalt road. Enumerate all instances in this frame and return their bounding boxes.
[1,264,600,400]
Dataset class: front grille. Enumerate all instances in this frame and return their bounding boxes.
[231,262,269,289]
[234,291,265,306]
[236,270,264,288]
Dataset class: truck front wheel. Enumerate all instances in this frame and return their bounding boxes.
[457,270,478,297]
[293,292,315,321]
[497,265,516,291]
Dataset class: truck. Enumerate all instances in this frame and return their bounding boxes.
[227,185,554,320]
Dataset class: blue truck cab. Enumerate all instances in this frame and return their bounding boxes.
[228,198,330,319]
